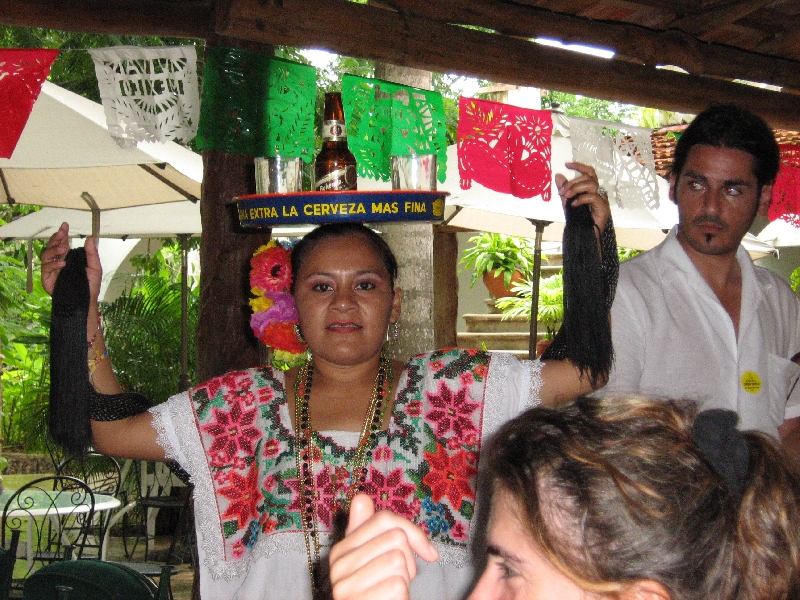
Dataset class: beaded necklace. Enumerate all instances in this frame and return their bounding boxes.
[294,354,392,598]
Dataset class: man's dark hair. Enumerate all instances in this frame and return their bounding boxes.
[671,104,780,189]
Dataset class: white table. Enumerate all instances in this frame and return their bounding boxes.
[0,488,121,570]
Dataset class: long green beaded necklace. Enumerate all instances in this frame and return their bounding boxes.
[294,353,392,598]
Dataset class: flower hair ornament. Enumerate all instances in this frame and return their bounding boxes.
[249,240,307,366]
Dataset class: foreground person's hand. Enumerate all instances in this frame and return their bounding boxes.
[41,222,103,300]
[330,494,439,600]
[555,161,611,231]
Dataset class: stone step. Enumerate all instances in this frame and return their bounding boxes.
[463,313,530,333]
[457,331,532,351]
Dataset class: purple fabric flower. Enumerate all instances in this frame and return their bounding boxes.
[250,292,299,335]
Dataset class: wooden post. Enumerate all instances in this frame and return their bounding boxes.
[196,35,274,381]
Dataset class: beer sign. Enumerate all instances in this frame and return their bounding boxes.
[235,191,448,227]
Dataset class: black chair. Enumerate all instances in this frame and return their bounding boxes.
[1,476,96,592]
[115,462,189,565]
[55,453,122,558]
[0,531,21,600]
[22,559,173,600]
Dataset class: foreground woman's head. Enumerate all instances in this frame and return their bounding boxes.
[482,396,800,600]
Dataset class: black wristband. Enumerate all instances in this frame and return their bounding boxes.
[89,390,152,421]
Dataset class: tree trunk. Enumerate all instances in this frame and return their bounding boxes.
[195,32,275,384]
[374,63,458,359]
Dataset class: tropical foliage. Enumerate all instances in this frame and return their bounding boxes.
[494,248,642,338]
[460,233,537,288]
[495,272,564,338]
[102,240,200,405]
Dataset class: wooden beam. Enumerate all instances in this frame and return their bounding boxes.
[666,0,775,36]
[218,0,800,130]
[0,0,211,38]
[382,0,800,93]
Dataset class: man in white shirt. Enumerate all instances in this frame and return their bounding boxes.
[598,104,800,449]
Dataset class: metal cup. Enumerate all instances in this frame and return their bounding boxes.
[255,156,303,194]
[390,154,437,191]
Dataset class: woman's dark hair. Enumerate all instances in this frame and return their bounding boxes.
[671,103,780,189]
[488,396,800,600]
[290,222,399,292]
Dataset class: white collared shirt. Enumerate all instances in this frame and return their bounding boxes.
[601,227,800,438]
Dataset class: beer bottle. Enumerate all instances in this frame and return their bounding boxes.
[315,92,357,191]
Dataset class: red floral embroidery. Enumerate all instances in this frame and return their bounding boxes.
[362,467,415,518]
[285,466,338,529]
[202,401,262,463]
[373,446,393,462]
[221,372,256,406]
[195,369,251,402]
[406,401,423,418]
[425,380,480,439]
[263,438,281,459]
[451,521,467,541]
[220,463,262,530]
[474,364,488,378]
[423,443,477,511]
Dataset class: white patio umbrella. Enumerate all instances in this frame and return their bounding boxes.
[757,218,800,248]
[0,201,312,391]
[0,81,202,238]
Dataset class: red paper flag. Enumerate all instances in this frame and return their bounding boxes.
[769,145,800,228]
[457,96,552,200]
[0,48,59,158]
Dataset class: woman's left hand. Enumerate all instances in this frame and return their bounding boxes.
[555,162,611,231]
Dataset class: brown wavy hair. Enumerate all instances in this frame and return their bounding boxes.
[487,396,800,600]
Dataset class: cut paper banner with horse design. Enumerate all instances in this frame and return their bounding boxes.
[342,75,447,184]
[0,48,59,158]
[770,145,800,228]
[457,97,553,200]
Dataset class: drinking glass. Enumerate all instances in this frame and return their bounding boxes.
[390,154,437,191]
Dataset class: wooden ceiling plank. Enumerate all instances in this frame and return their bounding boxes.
[379,0,800,94]
[0,0,211,39]
[666,0,776,36]
[218,0,800,129]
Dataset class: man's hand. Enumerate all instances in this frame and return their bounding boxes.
[555,162,611,232]
[41,222,102,301]
[329,494,439,600]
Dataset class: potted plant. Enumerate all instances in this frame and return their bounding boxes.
[495,272,564,356]
[460,233,537,298]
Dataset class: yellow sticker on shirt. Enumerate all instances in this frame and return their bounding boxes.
[741,371,761,394]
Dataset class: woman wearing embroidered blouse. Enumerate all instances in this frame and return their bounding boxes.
[330,397,800,600]
[41,163,613,600]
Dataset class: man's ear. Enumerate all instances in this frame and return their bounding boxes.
[756,184,773,217]
[620,579,672,600]
[669,174,678,205]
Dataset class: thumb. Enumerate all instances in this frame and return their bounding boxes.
[554,173,567,192]
[346,493,375,535]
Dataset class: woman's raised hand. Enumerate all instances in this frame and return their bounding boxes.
[555,162,611,231]
[329,494,439,600]
[41,222,103,301]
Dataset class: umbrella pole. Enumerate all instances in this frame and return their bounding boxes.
[528,220,549,359]
[81,192,101,240]
[178,234,191,392]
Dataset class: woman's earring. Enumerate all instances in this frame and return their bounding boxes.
[386,322,399,344]
[293,323,305,343]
